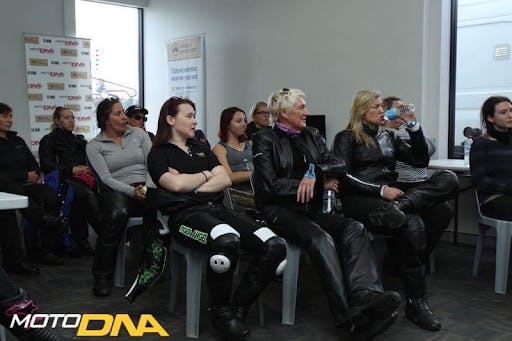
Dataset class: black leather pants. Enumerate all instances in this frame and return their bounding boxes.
[93,190,155,280]
[342,170,457,297]
[396,170,459,213]
[69,179,101,244]
[262,205,382,325]
[169,205,286,308]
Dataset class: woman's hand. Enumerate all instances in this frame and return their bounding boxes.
[134,185,146,200]
[382,186,404,200]
[324,178,339,193]
[297,176,316,203]
[167,167,180,175]
[72,165,90,175]
[27,171,41,184]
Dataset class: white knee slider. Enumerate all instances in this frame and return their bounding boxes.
[209,254,231,273]
[275,259,287,276]
[209,224,239,273]
[254,227,287,276]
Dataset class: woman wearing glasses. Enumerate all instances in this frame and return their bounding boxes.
[147,97,286,340]
[39,106,99,256]
[246,101,270,140]
[126,105,155,141]
[86,98,160,297]
[212,107,253,192]
[470,96,512,221]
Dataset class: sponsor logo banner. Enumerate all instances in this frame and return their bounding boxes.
[25,34,94,151]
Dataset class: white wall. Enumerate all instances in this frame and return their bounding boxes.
[144,0,425,145]
[0,0,66,142]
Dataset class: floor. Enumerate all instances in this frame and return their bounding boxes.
[4,239,512,340]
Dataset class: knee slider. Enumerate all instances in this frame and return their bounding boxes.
[209,224,240,273]
[266,237,287,275]
[254,227,287,275]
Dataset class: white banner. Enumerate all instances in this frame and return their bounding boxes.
[166,34,206,131]
[24,34,95,151]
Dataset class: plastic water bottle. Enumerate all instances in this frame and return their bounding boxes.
[322,190,336,213]
[242,158,254,171]
[384,103,415,121]
[463,137,473,166]
[384,108,399,121]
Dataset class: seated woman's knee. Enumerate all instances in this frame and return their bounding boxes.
[208,224,240,274]
[436,170,460,193]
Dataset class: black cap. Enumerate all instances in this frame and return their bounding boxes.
[125,105,148,118]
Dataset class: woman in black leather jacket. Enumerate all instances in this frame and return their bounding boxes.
[252,88,401,339]
[39,107,99,255]
[332,90,458,332]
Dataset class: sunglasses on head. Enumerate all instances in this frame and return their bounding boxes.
[132,115,147,122]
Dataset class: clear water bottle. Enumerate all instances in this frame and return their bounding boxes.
[242,158,254,171]
[384,103,415,121]
[463,137,473,166]
[322,190,336,213]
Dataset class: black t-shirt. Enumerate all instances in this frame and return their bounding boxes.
[147,140,222,204]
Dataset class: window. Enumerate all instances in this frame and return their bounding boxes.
[450,0,512,157]
[75,0,143,111]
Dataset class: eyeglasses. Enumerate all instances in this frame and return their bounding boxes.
[132,115,147,122]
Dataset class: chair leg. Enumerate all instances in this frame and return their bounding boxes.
[494,222,512,294]
[282,243,300,325]
[0,325,6,341]
[169,250,183,313]
[256,297,265,326]
[186,250,204,338]
[473,224,487,277]
[114,226,129,288]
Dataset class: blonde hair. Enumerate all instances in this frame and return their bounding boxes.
[347,90,382,147]
[268,88,305,121]
[51,106,71,131]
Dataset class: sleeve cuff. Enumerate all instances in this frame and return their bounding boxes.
[406,122,420,132]
[379,185,387,198]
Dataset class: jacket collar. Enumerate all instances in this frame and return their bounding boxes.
[1,131,18,141]
[363,124,379,137]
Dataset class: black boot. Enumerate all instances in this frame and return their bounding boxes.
[350,310,399,341]
[4,259,40,276]
[348,290,401,327]
[125,224,168,303]
[405,296,441,331]
[233,305,250,321]
[0,289,66,340]
[393,196,415,214]
[368,204,406,231]
[212,305,249,340]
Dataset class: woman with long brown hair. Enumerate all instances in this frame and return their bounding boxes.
[146,97,286,340]
[212,107,253,192]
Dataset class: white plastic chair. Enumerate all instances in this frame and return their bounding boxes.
[472,191,512,294]
[0,325,6,341]
[114,216,143,288]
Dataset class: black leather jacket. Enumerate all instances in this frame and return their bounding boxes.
[0,131,40,184]
[331,124,429,197]
[38,128,88,178]
[252,125,346,208]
